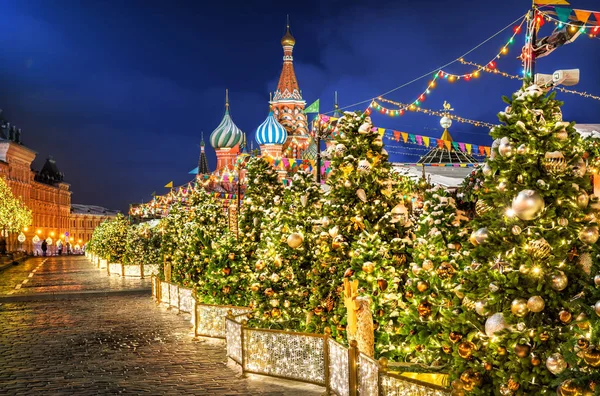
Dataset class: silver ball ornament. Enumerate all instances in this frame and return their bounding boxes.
[475,300,486,316]
[527,296,545,313]
[551,271,568,291]
[594,274,600,286]
[511,298,529,317]
[485,313,507,337]
[512,190,545,221]
[472,228,489,245]
[579,226,599,244]
[498,138,514,158]
[516,144,527,155]
[546,353,567,375]
[498,181,507,192]
[594,301,600,317]
[482,163,493,177]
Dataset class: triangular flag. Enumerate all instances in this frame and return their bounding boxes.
[401,132,408,143]
[555,7,573,23]
[394,131,401,141]
[189,167,199,175]
[304,99,320,114]
[151,191,156,197]
[423,136,430,147]
[416,135,423,145]
[164,181,173,188]
[378,128,385,136]
[437,139,444,148]
[535,0,569,4]
[574,9,591,23]
[444,140,452,150]
[485,147,491,156]
[458,142,466,152]
[595,12,600,24]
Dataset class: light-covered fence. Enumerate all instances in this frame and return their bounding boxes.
[151,276,449,396]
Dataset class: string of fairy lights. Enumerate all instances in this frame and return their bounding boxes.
[369,97,497,129]
[458,59,600,101]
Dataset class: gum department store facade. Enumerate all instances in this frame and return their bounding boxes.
[0,121,117,252]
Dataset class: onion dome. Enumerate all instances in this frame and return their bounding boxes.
[210,89,244,149]
[256,109,287,145]
[281,17,295,46]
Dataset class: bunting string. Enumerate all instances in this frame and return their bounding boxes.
[537,6,600,31]
[459,59,600,101]
[369,98,497,129]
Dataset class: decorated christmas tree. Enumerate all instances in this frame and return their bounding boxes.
[169,188,226,287]
[102,214,129,263]
[123,221,161,266]
[197,230,250,307]
[307,111,414,351]
[398,185,471,366]
[158,203,186,281]
[449,85,600,395]
[248,170,320,330]
[238,156,285,260]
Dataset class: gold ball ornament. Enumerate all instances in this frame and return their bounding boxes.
[577,190,590,209]
[551,271,569,291]
[531,355,541,366]
[583,348,600,367]
[476,200,493,216]
[558,217,569,227]
[459,369,483,392]
[417,301,432,317]
[527,238,552,259]
[417,281,429,293]
[558,380,583,396]
[250,283,260,292]
[527,296,545,313]
[287,233,304,249]
[329,225,339,238]
[507,378,520,392]
[594,274,600,286]
[511,225,522,235]
[579,226,599,244]
[546,353,567,375]
[483,362,493,371]
[498,138,514,157]
[321,216,331,228]
[458,341,475,359]
[512,189,545,220]
[344,180,352,188]
[511,298,529,317]
[543,151,567,174]
[264,288,275,297]
[332,235,344,250]
[514,343,530,358]
[362,262,375,273]
[517,144,527,155]
[578,253,592,275]
[577,338,590,350]
[482,163,493,177]
[449,332,462,343]
[573,157,587,177]
[559,310,572,323]
[595,301,600,317]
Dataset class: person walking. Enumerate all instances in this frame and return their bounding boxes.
[41,239,47,257]
[57,240,63,256]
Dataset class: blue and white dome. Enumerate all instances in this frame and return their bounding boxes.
[255,111,287,146]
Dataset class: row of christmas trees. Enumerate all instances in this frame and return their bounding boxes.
[88,85,600,395]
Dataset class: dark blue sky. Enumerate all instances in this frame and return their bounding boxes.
[1,0,599,212]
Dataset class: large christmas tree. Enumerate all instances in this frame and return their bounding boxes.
[248,170,320,330]
[238,156,285,261]
[307,111,414,351]
[102,214,129,263]
[169,188,225,287]
[449,85,600,395]
[398,185,471,366]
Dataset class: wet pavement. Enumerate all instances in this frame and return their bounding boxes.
[0,256,149,297]
[0,256,322,395]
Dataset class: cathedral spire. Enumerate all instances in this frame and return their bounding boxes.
[274,17,301,102]
[197,132,210,175]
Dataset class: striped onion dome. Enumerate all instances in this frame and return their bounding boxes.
[302,139,318,160]
[255,110,287,145]
[210,92,244,149]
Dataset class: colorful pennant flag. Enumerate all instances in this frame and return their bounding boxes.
[534,0,570,4]
[164,181,173,188]
[304,99,320,114]
[574,9,591,23]
[555,7,573,23]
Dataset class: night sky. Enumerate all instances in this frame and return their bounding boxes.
[1,0,599,212]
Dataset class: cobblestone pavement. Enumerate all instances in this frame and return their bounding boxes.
[0,256,149,296]
[0,257,323,395]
